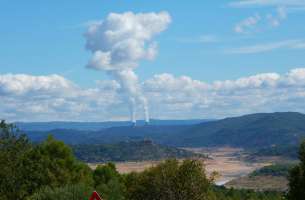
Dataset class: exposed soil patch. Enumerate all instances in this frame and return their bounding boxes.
[89,147,272,185]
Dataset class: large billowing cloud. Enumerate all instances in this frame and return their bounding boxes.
[85,11,171,70]
[1,68,305,121]
[84,11,171,123]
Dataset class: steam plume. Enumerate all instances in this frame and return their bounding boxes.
[84,11,171,123]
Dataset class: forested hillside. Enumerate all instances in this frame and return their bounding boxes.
[22,112,305,151]
[73,140,202,162]
[172,112,305,148]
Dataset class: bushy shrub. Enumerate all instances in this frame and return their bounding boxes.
[125,159,213,200]
[28,184,93,200]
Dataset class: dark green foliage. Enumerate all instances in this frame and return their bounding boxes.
[31,135,93,188]
[73,140,201,162]
[287,140,305,200]
[125,159,213,200]
[250,164,295,177]
[213,186,282,200]
[0,120,35,199]
[28,184,93,200]
[0,121,93,200]
[93,163,126,200]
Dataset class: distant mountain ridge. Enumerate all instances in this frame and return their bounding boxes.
[24,125,191,145]
[20,112,305,150]
[172,112,305,148]
[16,119,210,131]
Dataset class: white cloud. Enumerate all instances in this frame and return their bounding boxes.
[0,74,121,122]
[231,0,303,34]
[227,39,305,54]
[0,74,75,96]
[2,69,305,121]
[142,68,305,119]
[266,6,287,27]
[84,11,171,70]
[234,7,288,34]
[234,14,261,34]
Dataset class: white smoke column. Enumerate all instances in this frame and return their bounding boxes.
[84,11,171,123]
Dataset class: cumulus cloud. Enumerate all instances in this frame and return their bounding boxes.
[2,68,305,121]
[84,11,171,123]
[0,74,121,122]
[0,74,75,96]
[142,68,305,119]
[84,11,171,70]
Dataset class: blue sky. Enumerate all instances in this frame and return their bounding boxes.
[1,0,305,121]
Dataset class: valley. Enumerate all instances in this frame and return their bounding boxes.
[89,147,273,186]
[17,112,305,192]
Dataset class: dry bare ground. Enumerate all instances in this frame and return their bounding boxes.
[185,147,271,185]
[88,147,272,185]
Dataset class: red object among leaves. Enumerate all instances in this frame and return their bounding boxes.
[89,191,103,200]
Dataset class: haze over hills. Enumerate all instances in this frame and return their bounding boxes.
[24,125,190,145]
[16,119,209,131]
[20,112,305,151]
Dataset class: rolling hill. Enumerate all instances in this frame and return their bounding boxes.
[20,112,305,151]
[172,112,305,148]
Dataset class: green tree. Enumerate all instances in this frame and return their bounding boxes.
[125,159,213,200]
[93,163,126,200]
[287,140,305,200]
[0,120,34,199]
[33,135,93,188]
[0,121,93,200]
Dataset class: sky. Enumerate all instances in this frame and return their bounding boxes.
[1,0,305,122]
